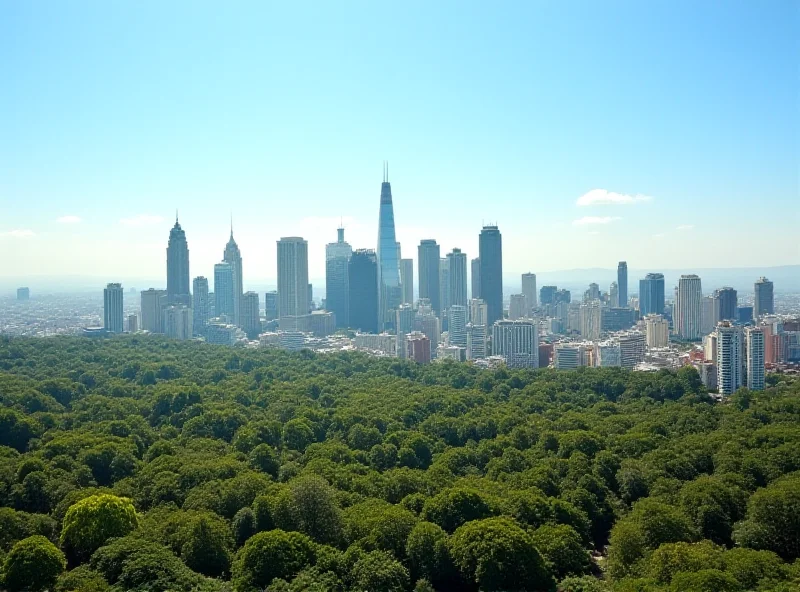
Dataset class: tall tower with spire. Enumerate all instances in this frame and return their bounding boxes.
[166,213,190,305]
[377,162,401,331]
[223,217,244,326]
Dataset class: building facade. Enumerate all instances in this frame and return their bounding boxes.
[675,274,703,340]
[479,225,503,326]
[140,289,167,333]
[492,319,539,368]
[639,273,665,316]
[103,283,124,333]
[400,258,414,305]
[277,237,309,320]
[214,262,236,322]
[223,228,243,326]
[617,261,628,308]
[471,258,481,300]
[325,227,352,329]
[522,273,537,311]
[377,167,402,330]
[447,248,468,308]
[241,291,261,339]
[645,314,670,348]
[192,276,210,336]
[717,323,743,395]
[349,249,379,334]
[166,216,191,305]
[509,294,528,320]
[715,287,738,321]
[448,305,468,348]
[745,327,765,391]
[164,305,192,340]
[418,240,441,314]
[754,277,774,318]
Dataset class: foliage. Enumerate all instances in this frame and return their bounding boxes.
[60,494,139,564]
[231,529,316,591]
[733,475,800,560]
[530,523,591,579]
[2,535,66,592]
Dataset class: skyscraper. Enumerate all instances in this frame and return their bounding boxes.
[754,277,774,318]
[471,258,481,300]
[522,273,537,310]
[675,275,703,340]
[645,314,670,348]
[265,291,278,321]
[418,240,441,313]
[448,305,468,348]
[717,322,743,395]
[16,288,29,301]
[277,237,309,320]
[609,282,619,308]
[166,214,190,305]
[103,283,124,333]
[164,305,192,340]
[192,276,210,336]
[140,289,167,333]
[540,286,558,306]
[223,224,243,326]
[377,164,401,330]
[715,287,737,321]
[241,291,261,339]
[439,257,451,316]
[580,300,602,340]
[492,319,539,368]
[702,295,720,335]
[479,225,503,326]
[400,259,414,305]
[326,227,352,328]
[509,294,528,320]
[214,262,235,321]
[639,273,665,316]
[745,327,765,391]
[349,249,379,333]
[617,261,628,308]
[447,248,468,308]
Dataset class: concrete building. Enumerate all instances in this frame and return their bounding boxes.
[400,258,414,305]
[745,327,765,391]
[277,237,309,320]
[127,314,138,333]
[609,282,619,308]
[639,273,665,316]
[448,305,468,348]
[214,262,236,323]
[470,298,488,325]
[522,273,537,311]
[467,323,487,360]
[701,295,720,335]
[240,291,261,339]
[595,342,622,367]
[166,215,191,305]
[717,323,743,395]
[396,304,416,335]
[738,306,754,324]
[700,362,717,390]
[754,277,774,318]
[509,294,528,320]
[192,276,210,336]
[265,291,278,321]
[140,289,167,333]
[554,344,585,369]
[479,225,503,326]
[418,240,441,314]
[492,319,539,368]
[540,285,558,307]
[675,274,703,340]
[16,287,30,301]
[437,345,466,362]
[703,332,718,363]
[415,309,440,359]
[584,283,601,302]
[325,227,352,329]
[447,248,468,308]
[439,257,451,319]
[618,331,646,369]
[354,332,396,356]
[164,305,192,340]
[103,283,124,333]
[296,311,336,337]
[617,261,628,308]
[603,307,635,332]
[406,332,431,363]
[715,287,738,321]
[471,258,481,300]
[645,314,670,348]
[206,322,239,346]
[580,300,602,340]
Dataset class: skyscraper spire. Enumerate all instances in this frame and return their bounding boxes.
[175,209,179,224]
[230,212,234,238]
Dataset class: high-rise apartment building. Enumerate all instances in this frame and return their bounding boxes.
[715,287,737,321]
[645,314,670,348]
[479,225,503,326]
[521,273,537,311]
[509,294,528,320]
[166,215,190,305]
[471,258,481,300]
[617,261,628,308]
[470,298,488,326]
[580,300,602,340]
[377,166,402,330]
[277,237,309,320]
[639,273,665,316]
[418,240,441,314]
[192,276,210,336]
[602,308,635,332]
[396,304,416,335]
[754,277,774,318]
[127,314,138,333]
[540,286,558,306]
[584,283,601,302]
[448,305,468,348]
[103,283,124,333]
[400,259,414,305]
[745,327,765,391]
[163,305,191,340]
[609,282,619,308]
[675,275,703,340]
[140,289,167,333]
[492,320,539,368]
[223,226,244,326]
[618,331,646,369]
[439,257,451,316]
[447,248,468,308]
[240,291,261,339]
[467,323,487,360]
[414,308,440,359]
[349,249,378,334]
[717,322,743,395]
[325,227,352,328]
[16,288,29,301]
[701,295,720,335]
[265,291,278,321]
[214,262,235,321]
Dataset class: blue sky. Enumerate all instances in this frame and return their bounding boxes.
[1,0,798,290]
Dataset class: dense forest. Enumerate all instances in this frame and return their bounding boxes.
[0,335,798,592]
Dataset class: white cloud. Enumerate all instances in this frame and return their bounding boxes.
[572,216,621,226]
[652,233,666,239]
[57,215,81,224]
[676,224,694,231]
[120,214,164,227]
[576,189,653,206]
[0,229,35,238]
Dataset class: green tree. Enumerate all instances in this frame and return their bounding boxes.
[530,523,591,579]
[349,550,410,592]
[2,535,66,592]
[405,521,453,585]
[272,475,343,545]
[449,517,554,591]
[232,507,257,547]
[669,569,742,592]
[55,565,109,592]
[644,541,723,584]
[720,547,788,590]
[249,444,280,478]
[420,488,492,533]
[180,515,232,577]
[60,494,139,564]
[733,476,800,560]
[231,530,316,591]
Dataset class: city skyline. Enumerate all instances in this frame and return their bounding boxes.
[2,3,798,283]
